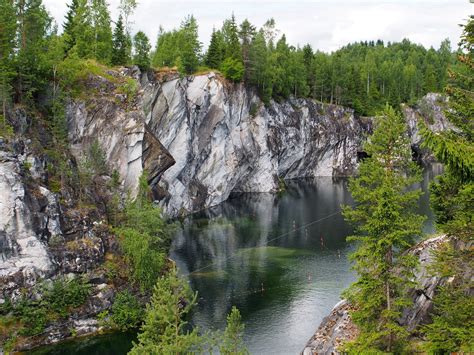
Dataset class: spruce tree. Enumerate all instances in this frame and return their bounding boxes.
[421,16,474,353]
[342,105,425,352]
[128,267,202,354]
[71,0,94,59]
[63,0,79,53]
[222,14,241,61]
[15,0,53,102]
[178,15,201,74]
[248,29,272,101]
[112,14,128,65]
[239,19,255,82]
[206,28,224,69]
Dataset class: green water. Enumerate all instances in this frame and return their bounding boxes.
[31,165,440,354]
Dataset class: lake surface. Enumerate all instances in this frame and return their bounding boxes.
[169,164,440,354]
[30,164,441,355]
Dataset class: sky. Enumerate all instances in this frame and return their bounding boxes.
[43,0,473,52]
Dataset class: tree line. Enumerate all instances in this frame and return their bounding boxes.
[152,15,454,115]
[0,1,454,121]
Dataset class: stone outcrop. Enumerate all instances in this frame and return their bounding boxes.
[139,72,371,216]
[67,68,175,198]
[403,93,452,163]
[302,234,450,354]
[0,143,54,289]
[65,69,448,217]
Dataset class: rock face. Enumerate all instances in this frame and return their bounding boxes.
[0,143,54,288]
[65,70,448,217]
[403,93,452,163]
[139,72,371,216]
[302,234,450,354]
[67,68,175,198]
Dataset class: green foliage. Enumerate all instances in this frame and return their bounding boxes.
[130,268,248,354]
[151,16,201,74]
[90,0,113,64]
[222,14,241,61]
[80,139,104,175]
[112,14,129,65]
[422,241,474,353]
[111,290,145,331]
[116,172,170,291]
[206,29,225,69]
[420,16,474,353]
[178,15,201,74]
[0,115,14,139]
[133,31,151,69]
[129,267,203,354]
[63,0,113,64]
[220,57,244,82]
[220,306,248,355]
[44,277,91,317]
[0,0,16,118]
[15,0,54,103]
[342,106,424,352]
[5,277,90,336]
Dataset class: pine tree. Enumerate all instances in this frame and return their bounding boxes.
[128,267,202,354]
[220,306,248,355]
[421,16,474,353]
[133,31,151,69]
[342,105,425,352]
[112,14,128,65]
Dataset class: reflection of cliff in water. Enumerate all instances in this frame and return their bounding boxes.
[169,165,440,354]
[170,177,354,330]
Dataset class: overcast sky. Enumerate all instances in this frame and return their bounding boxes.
[43,0,472,52]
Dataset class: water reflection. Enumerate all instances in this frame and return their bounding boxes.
[170,167,439,355]
[171,177,356,354]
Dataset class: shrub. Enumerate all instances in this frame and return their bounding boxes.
[111,290,144,331]
[220,58,244,82]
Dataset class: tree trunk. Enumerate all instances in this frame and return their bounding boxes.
[386,246,393,352]
[366,72,370,96]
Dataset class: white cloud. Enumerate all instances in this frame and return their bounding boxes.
[44,0,473,52]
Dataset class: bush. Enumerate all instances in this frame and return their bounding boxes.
[220,58,244,82]
[116,172,172,291]
[45,277,91,317]
[5,277,91,337]
[111,291,144,331]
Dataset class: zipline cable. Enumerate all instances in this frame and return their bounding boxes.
[184,209,343,277]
